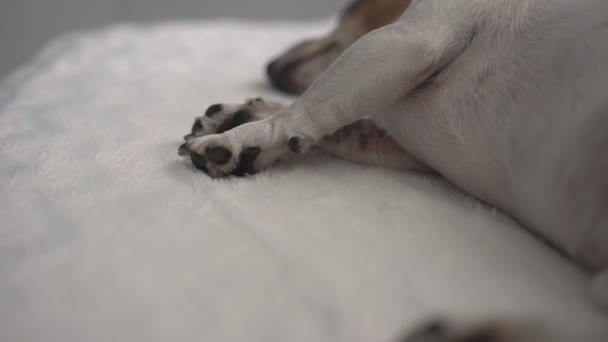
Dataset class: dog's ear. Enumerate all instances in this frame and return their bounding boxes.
[341,0,413,33]
[266,0,413,94]
[267,39,342,95]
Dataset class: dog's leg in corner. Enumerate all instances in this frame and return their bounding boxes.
[319,119,430,171]
[591,269,608,309]
[187,21,460,176]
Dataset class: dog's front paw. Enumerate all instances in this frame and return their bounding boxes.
[178,98,288,178]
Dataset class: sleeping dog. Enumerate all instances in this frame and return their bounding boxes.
[179,0,608,340]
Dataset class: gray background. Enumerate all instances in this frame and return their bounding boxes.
[0,0,350,81]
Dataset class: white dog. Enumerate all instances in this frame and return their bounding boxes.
[180,0,608,339]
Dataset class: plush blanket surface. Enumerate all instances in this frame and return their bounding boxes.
[0,20,606,342]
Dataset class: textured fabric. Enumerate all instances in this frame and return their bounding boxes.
[0,20,606,342]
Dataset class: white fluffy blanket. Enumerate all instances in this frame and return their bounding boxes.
[0,20,606,342]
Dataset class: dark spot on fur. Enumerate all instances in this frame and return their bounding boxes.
[289,137,303,154]
[191,120,203,133]
[183,134,194,141]
[205,104,223,117]
[232,147,261,177]
[207,146,232,165]
[190,153,209,173]
[358,134,369,149]
[217,110,252,133]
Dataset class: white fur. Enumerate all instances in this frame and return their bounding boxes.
[191,0,608,305]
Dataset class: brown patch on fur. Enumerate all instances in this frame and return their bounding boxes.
[340,0,413,36]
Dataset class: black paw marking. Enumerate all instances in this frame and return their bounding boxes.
[217,110,252,133]
[190,153,209,173]
[205,104,223,117]
[207,146,232,165]
[232,147,262,177]
[191,120,203,133]
[289,137,303,154]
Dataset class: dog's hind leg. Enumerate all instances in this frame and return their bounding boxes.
[318,119,430,171]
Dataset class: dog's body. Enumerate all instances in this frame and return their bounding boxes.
[180,0,608,339]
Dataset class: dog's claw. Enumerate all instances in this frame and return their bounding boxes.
[178,143,191,156]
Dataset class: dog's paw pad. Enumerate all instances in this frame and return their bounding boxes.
[207,146,233,165]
